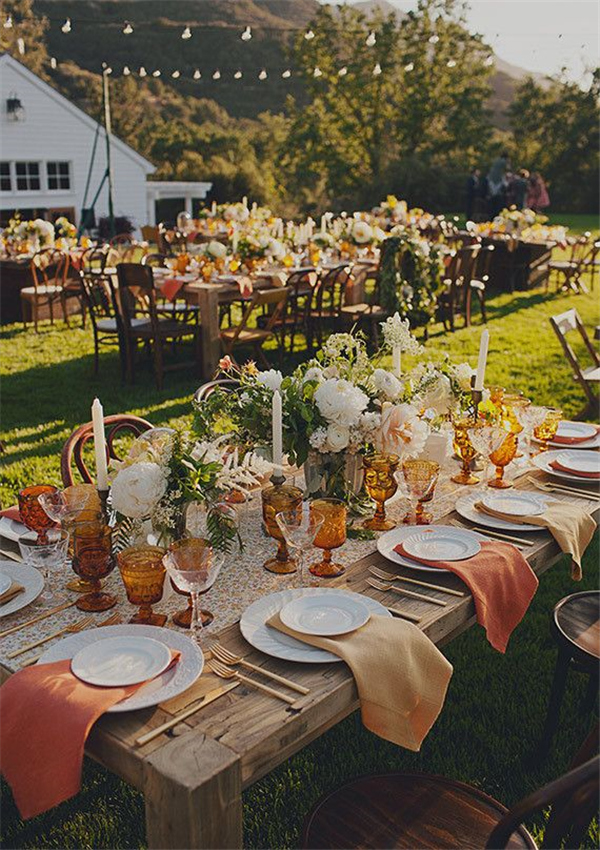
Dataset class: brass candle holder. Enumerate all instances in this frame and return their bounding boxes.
[261,475,303,574]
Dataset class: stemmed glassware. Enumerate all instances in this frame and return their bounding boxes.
[276,505,324,587]
[117,544,167,626]
[362,453,399,531]
[18,485,58,543]
[163,539,224,646]
[18,529,69,605]
[308,499,347,578]
[71,520,117,611]
[515,404,549,458]
[400,460,440,525]
[261,484,303,574]
[451,417,482,485]
[468,425,516,489]
[38,486,96,592]
[533,407,563,453]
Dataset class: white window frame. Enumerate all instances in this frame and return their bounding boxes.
[46,160,73,193]
[14,160,43,194]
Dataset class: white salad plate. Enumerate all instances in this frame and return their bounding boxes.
[39,625,204,712]
[377,525,491,574]
[0,572,13,596]
[71,636,173,687]
[480,491,548,517]
[0,516,36,543]
[542,421,600,449]
[280,592,370,637]
[240,588,390,664]
[402,528,481,562]
[532,450,600,484]
[554,451,600,476]
[0,560,44,617]
[455,492,548,532]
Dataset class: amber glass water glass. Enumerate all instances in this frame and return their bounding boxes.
[261,484,303,574]
[401,460,440,525]
[18,485,58,543]
[118,544,167,626]
[451,417,481,485]
[168,537,214,628]
[72,520,117,611]
[488,431,518,489]
[363,453,399,531]
[533,408,563,453]
[309,498,347,578]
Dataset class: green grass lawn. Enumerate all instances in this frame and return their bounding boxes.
[0,276,599,848]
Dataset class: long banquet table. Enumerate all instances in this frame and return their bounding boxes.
[0,462,597,849]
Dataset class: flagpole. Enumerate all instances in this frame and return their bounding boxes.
[101,64,116,238]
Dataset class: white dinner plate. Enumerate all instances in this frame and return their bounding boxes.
[402,528,481,562]
[555,451,600,476]
[240,588,390,664]
[555,421,598,441]
[0,560,44,617]
[280,592,370,637]
[481,491,547,517]
[0,572,13,596]
[532,450,600,485]
[71,636,173,687]
[455,492,548,532]
[377,525,491,574]
[0,516,36,543]
[39,625,204,712]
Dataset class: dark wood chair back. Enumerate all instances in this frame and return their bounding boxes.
[116,262,159,334]
[473,244,495,283]
[60,414,152,485]
[282,269,318,350]
[30,248,69,291]
[312,264,351,320]
[227,288,289,348]
[142,253,169,268]
[193,378,240,404]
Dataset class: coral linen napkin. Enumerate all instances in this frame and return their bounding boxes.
[394,541,538,653]
[0,653,179,819]
[160,277,185,302]
[549,460,600,480]
[0,506,22,522]
[552,426,600,445]
[267,613,452,751]
[475,501,596,581]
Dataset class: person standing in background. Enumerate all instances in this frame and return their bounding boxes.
[527,172,551,212]
[513,169,530,209]
[487,152,510,217]
[466,168,480,221]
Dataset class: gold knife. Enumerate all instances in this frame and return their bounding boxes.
[135,682,240,747]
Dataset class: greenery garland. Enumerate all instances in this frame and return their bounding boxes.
[379,234,445,327]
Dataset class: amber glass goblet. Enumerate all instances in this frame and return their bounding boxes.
[363,453,399,532]
[18,485,58,543]
[533,407,563,453]
[468,425,514,489]
[118,544,167,626]
[40,487,100,592]
[168,538,214,628]
[261,484,303,574]
[401,460,440,525]
[72,520,117,611]
[488,432,518,488]
[309,498,347,578]
[451,417,481,485]
[503,394,531,458]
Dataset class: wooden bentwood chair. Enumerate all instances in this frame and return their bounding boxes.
[220,287,289,368]
[60,415,152,486]
[21,248,79,332]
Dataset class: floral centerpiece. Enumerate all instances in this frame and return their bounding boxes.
[109,428,271,551]
[2,215,55,255]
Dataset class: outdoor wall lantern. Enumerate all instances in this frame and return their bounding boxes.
[6,93,25,121]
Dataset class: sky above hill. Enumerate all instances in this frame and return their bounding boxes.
[343,0,599,85]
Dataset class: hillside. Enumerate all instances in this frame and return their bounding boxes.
[33,0,544,126]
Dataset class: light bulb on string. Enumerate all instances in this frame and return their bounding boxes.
[241,26,252,41]
[171,70,180,78]
[428,34,439,44]
[404,62,414,71]
[139,66,147,77]
[446,59,456,67]
[3,15,13,29]
[312,66,322,78]
[338,66,348,76]
[304,29,315,40]
[181,26,192,40]
[484,55,494,66]
[258,68,268,80]
[282,69,292,78]
[365,31,376,47]
[234,70,243,79]
[372,62,382,75]
[193,69,201,79]
[123,21,133,35]
[152,69,161,77]
[212,69,221,80]
[50,56,57,69]
[61,17,71,33]
[17,37,25,55]
[123,65,131,75]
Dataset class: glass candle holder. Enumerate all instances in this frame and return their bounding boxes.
[362,452,399,532]
[18,485,58,543]
[72,520,117,611]
[168,537,214,629]
[261,484,303,574]
[118,544,167,626]
[401,460,440,525]
[451,417,481,485]
[309,498,347,578]
[533,407,563,453]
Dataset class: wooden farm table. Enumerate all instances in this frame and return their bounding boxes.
[0,469,597,849]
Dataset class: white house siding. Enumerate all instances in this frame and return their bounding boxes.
[0,55,155,233]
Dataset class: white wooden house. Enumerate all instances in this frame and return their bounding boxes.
[0,54,212,233]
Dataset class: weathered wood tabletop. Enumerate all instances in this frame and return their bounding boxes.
[1,468,598,849]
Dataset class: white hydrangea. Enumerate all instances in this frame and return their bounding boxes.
[303,366,324,384]
[205,240,227,259]
[314,378,369,428]
[110,462,168,519]
[352,220,373,244]
[256,369,283,392]
[452,362,475,393]
[419,374,453,416]
[371,368,404,401]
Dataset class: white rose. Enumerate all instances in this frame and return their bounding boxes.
[303,366,324,384]
[454,362,474,393]
[256,369,283,392]
[352,220,373,244]
[421,375,453,416]
[110,462,168,519]
[314,378,369,427]
[207,240,227,259]
[326,424,350,452]
[372,368,403,401]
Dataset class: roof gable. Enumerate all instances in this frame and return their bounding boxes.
[0,53,155,174]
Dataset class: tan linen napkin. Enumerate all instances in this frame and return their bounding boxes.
[267,613,452,751]
[0,582,25,606]
[475,501,597,581]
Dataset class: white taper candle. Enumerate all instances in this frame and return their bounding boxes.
[91,398,109,491]
[272,390,283,473]
[474,329,489,391]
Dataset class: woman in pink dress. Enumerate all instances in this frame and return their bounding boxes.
[526,172,550,211]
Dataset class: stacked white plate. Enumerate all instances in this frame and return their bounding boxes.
[377,525,488,574]
[532,449,600,483]
[456,491,549,532]
[0,560,44,617]
[543,421,600,450]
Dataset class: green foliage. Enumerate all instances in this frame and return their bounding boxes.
[378,235,445,325]
[0,0,49,76]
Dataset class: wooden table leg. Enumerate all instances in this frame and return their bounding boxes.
[143,731,242,849]
[195,287,221,380]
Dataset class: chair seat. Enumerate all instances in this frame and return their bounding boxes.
[97,317,147,332]
[302,774,535,850]
[582,365,600,382]
[220,327,271,344]
[549,261,576,271]
[157,303,200,314]
[20,285,62,297]
[554,591,600,662]
[308,309,339,319]
[340,303,385,317]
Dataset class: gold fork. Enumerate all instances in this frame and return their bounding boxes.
[20,613,122,667]
[207,658,298,705]
[8,615,95,659]
[209,642,309,695]
[526,476,600,500]
[366,577,446,607]
[369,565,465,598]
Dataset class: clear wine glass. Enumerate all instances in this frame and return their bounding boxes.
[18,529,69,604]
[276,505,324,587]
[163,539,224,646]
[515,404,548,459]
